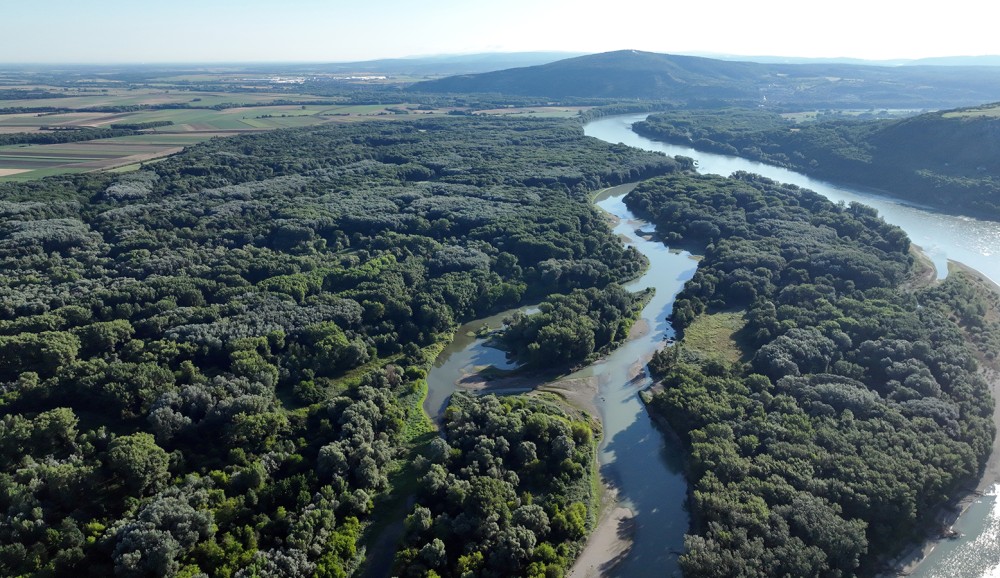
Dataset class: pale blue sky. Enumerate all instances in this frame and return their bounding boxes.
[4,0,999,63]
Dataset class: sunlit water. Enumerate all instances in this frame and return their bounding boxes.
[584,188,697,577]
[585,114,1000,285]
[584,114,1000,578]
[912,485,1000,578]
[422,308,525,421]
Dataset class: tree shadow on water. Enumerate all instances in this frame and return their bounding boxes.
[599,402,688,578]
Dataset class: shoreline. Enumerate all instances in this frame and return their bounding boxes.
[454,351,644,578]
[567,488,635,578]
[887,258,1000,577]
[566,338,656,578]
[886,367,1000,577]
[453,321,658,577]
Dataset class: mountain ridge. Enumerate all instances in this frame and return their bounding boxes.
[411,50,1000,109]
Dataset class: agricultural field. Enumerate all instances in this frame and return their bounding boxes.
[0,78,461,180]
[0,140,185,180]
[0,66,597,180]
[472,105,593,117]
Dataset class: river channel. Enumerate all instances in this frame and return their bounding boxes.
[584,114,1000,578]
[423,180,699,576]
[423,114,1000,577]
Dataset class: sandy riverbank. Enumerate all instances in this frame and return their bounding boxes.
[568,493,635,578]
[567,334,661,577]
[456,365,640,578]
[454,316,664,577]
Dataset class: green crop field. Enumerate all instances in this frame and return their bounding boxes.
[0,139,190,181]
[100,134,218,145]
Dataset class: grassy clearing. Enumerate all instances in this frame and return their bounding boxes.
[680,310,747,364]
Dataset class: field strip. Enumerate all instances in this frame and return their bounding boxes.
[82,146,185,171]
[0,168,30,176]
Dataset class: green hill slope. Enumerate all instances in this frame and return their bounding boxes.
[412,50,1000,109]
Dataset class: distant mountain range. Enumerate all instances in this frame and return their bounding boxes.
[694,53,1000,67]
[410,50,1000,109]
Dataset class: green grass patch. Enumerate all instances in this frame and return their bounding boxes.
[101,134,213,145]
[399,378,435,441]
[680,310,748,364]
[106,163,143,173]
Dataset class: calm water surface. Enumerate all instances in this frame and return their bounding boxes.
[584,114,1000,578]
[585,114,1000,285]
[424,182,698,576]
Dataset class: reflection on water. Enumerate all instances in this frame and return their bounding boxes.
[422,308,523,420]
[588,190,697,577]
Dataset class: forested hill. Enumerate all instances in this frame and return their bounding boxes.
[413,51,762,101]
[634,105,1000,220]
[0,116,682,577]
[411,50,1000,109]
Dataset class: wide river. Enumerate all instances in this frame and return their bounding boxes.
[584,114,1000,578]
[423,114,1000,578]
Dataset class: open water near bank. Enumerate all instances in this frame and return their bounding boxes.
[422,114,1000,577]
[584,114,1000,578]
[423,181,699,576]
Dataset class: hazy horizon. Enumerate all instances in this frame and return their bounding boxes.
[5,0,1000,65]
[2,50,999,68]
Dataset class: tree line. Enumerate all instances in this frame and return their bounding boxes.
[633,107,1000,221]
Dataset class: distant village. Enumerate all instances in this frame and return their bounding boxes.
[238,75,388,84]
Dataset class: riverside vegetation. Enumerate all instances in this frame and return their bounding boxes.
[2,108,998,578]
[629,171,1000,576]
[633,106,1000,221]
[0,116,680,577]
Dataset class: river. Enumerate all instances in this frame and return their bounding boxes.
[583,114,1000,578]
[422,113,1000,578]
[423,180,699,576]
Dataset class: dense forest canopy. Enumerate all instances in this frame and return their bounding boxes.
[3,84,999,578]
[394,392,598,578]
[633,106,1000,220]
[0,116,682,577]
[501,284,651,368]
[627,171,998,576]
